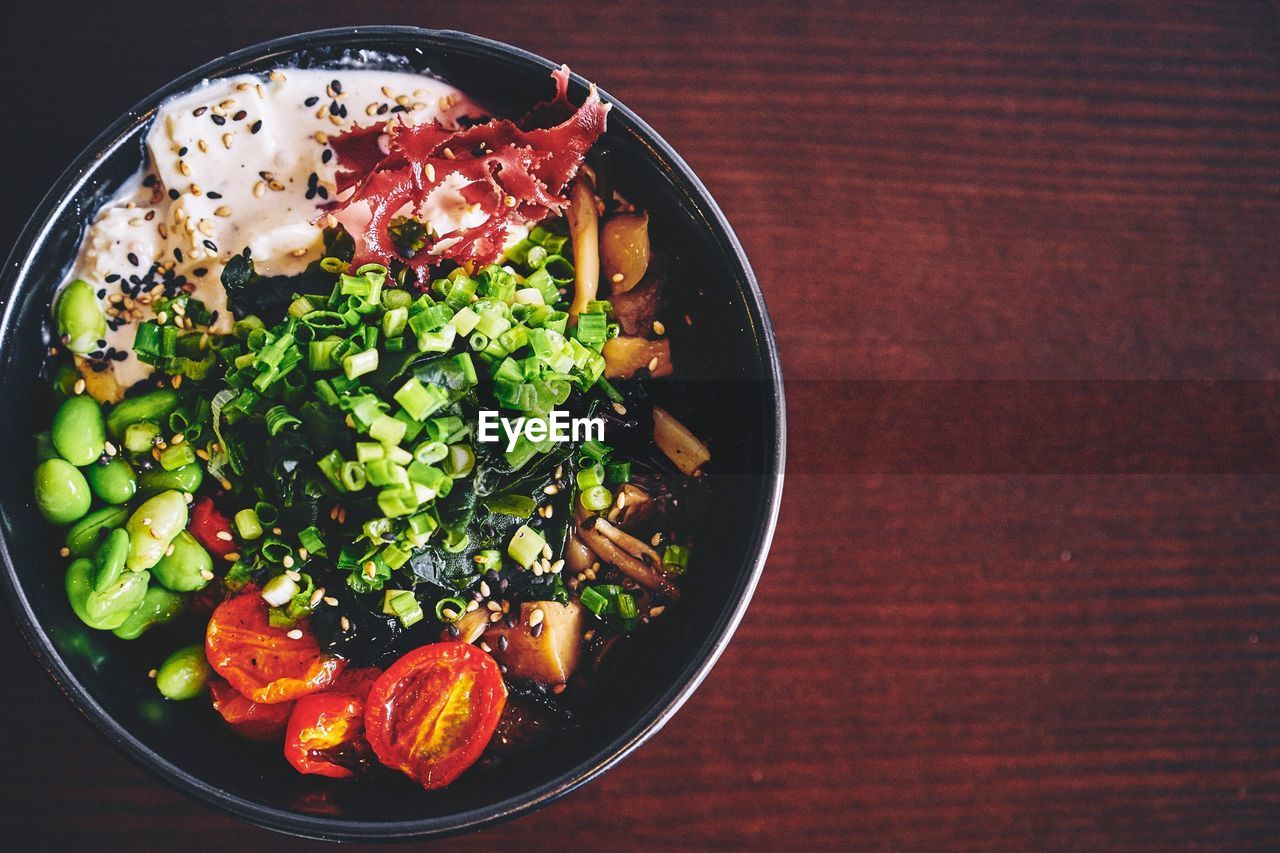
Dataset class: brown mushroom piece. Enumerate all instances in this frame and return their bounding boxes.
[485,601,586,685]
[600,211,650,293]
[566,176,600,322]
[610,252,664,336]
[440,607,489,645]
[652,405,710,477]
[564,501,595,574]
[602,335,673,380]
[578,516,680,598]
[614,483,654,528]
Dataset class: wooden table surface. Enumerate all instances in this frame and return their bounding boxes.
[4,1,1280,848]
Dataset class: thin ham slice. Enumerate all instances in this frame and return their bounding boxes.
[326,66,608,282]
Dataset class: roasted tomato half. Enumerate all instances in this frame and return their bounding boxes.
[206,592,345,704]
[210,678,294,741]
[189,496,238,559]
[285,692,376,778]
[364,643,507,789]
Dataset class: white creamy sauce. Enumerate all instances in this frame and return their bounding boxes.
[61,67,495,388]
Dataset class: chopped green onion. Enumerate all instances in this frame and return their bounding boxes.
[233,508,262,540]
[662,544,690,576]
[579,586,610,616]
[434,596,468,623]
[507,524,546,569]
[342,348,379,380]
[580,485,613,512]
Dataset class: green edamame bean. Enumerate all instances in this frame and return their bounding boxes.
[34,459,92,525]
[66,558,149,630]
[125,490,188,571]
[55,280,107,354]
[35,432,59,463]
[151,530,212,592]
[123,420,161,455]
[92,527,130,593]
[105,389,179,438]
[85,458,137,504]
[112,584,186,640]
[138,462,203,496]
[51,395,106,466]
[155,644,212,700]
[51,364,79,402]
[65,505,130,558]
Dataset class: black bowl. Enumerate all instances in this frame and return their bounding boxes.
[0,27,784,841]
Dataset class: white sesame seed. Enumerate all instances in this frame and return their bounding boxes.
[650,605,666,617]
[324,596,339,607]
[282,555,295,569]
[200,569,214,581]
[544,484,559,495]
[224,552,241,562]
[611,272,625,283]
[148,669,158,679]
[529,608,545,628]
[215,530,232,541]
[286,628,303,640]
[612,402,628,415]
[653,320,666,335]
[340,616,351,631]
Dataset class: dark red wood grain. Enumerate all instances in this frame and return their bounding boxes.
[4,0,1280,848]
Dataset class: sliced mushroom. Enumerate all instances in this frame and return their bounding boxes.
[652,405,710,477]
[611,251,664,336]
[485,601,586,685]
[589,516,662,567]
[615,483,654,528]
[600,211,650,293]
[603,336,673,380]
[566,176,600,321]
[579,519,679,598]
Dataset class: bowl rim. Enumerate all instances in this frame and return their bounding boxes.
[0,25,786,841]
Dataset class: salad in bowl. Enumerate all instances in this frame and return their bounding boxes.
[34,58,710,791]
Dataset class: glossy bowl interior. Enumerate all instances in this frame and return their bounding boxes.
[0,27,783,841]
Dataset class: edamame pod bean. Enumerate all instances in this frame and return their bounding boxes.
[151,530,212,592]
[155,644,212,700]
[105,389,178,438]
[138,462,203,496]
[85,458,137,504]
[123,420,160,455]
[92,527,130,593]
[66,558,150,630]
[34,459,92,525]
[51,364,79,402]
[55,280,107,354]
[125,491,188,571]
[112,585,186,640]
[65,505,130,558]
[51,395,106,466]
[35,432,59,463]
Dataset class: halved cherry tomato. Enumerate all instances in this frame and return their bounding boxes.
[364,643,506,789]
[210,678,294,741]
[189,496,238,559]
[331,666,382,701]
[285,692,375,778]
[206,592,344,704]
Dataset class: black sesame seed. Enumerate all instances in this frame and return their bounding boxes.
[498,578,509,593]
[329,101,341,116]
[390,104,408,113]
[504,615,517,629]
[209,310,219,323]
[168,189,179,200]
[194,267,208,277]
[97,339,107,348]
[232,110,247,121]
[211,113,226,126]
[251,120,262,134]
[142,174,157,187]
[338,104,347,118]
[304,96,319,107]
[207,190,222,199]
[178,146,188,156]
[126,252,139,267]
[174,248,184,263]
[305,187,316,201]
[321,149,333,164]
[90,362,108,373]
[105,273,120,283]
[193,106,207,117]
[110,350,128,362]
[377,103,389,115]
[307,172,318,187]
[331,79,342,94]
[202,239,217,252]
[96,289,106,299]
[243,246,252,258]
[447,623,460,637]
[317,186,328,200]
[497,635,509,652]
